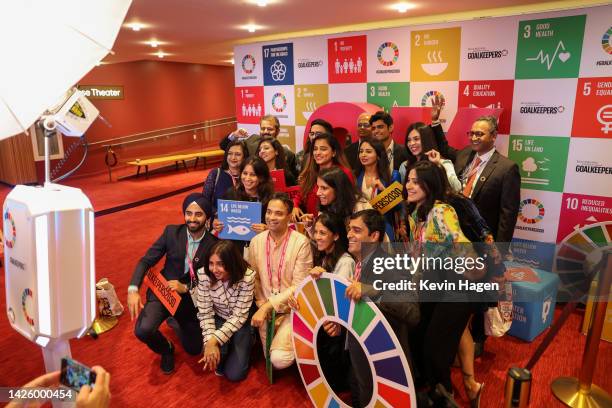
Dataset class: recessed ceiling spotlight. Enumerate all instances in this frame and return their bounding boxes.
[156,51,166,59]
[126,22,145,31]
[149,40,159,48]
[245,24,258,33]
[256,0,268,6]
[391,2,414,13]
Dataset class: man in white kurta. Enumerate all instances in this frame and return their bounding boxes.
[248,193,312,370]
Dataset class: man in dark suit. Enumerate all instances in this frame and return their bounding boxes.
[345,112,372,170]
[448,116,520,243]
[369,111,409,173]
[127,193,218,374]
[219,115,298,179]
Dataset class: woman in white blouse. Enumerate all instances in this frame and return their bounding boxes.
[197,241,255,381]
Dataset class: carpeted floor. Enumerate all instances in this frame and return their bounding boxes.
[0,171,610,407]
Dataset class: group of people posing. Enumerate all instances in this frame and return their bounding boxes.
[127,99,521,408]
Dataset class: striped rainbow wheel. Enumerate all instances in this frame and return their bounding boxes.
[291,273,416,408]
[554,221,612,296]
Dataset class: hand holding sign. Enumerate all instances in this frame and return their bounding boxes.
[369,181,404,215]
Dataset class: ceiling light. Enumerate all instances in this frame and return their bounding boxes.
[229,58,235,65]
[149,40,159,48]
[391,2,413,13]
[156,51,166,58]
[256,0,268,6]
[246,24,257,33]
[127,22,144,31]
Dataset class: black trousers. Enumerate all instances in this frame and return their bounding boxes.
[415,302,472,391]
[134,291,203,356]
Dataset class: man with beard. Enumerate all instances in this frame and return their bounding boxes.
[220,115,298,179]
[127,193,218,374]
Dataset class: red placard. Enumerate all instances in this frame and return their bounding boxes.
[458,80,514,134]
[270,169,287,191]
[235,86,265,124]
[328,35,367,83]
[571,77,612,139]
[285,185,301,201]
[556,193,612,243]
[144,269,181,315]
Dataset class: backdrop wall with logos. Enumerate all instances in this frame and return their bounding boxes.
[233,5,612,270]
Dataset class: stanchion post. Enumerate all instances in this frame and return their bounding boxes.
[551,251,612,407]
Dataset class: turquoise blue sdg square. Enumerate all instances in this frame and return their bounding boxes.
[507,266,559,342]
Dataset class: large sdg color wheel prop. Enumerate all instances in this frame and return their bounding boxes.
[291,273,416,407]
[554,221,612,296]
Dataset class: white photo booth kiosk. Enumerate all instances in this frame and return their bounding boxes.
[3,89,99,374]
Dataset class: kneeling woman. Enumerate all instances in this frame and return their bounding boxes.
[197,240,255,381]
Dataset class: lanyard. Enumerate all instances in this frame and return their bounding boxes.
[186,239,198,285]
[266,230,292,294]
[226,170,239,187]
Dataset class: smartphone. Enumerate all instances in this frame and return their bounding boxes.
[60,357,96,391]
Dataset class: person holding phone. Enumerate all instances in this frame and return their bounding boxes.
[127,193,218,374]
[196,241,255,381]
[6,365,111,408]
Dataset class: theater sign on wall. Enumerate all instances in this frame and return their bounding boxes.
[233,5,612,260]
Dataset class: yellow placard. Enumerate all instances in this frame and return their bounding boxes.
[370,181,403,215]
[410,27,461,81]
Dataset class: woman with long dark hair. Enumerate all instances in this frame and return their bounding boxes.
[202,140,249,218]
[310,212,354,279]
[292,132,353,223]
[197,240,254,381]
[316,166,371,221]
[354,137,401,240]
[405,160,484,406]
[256,136,296,186]
[296,118,333,174]
[399,122,460,191]
[212,156,273,236]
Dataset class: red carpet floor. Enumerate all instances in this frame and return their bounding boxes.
[1,173,610,407]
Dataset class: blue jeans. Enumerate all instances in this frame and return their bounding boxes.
[214,315,253,382]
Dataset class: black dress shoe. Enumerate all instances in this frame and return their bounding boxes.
[161,342,175,374]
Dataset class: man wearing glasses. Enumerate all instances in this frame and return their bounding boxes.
[345,112,373,169]
[220,115,298,179]
[455,116,520,244]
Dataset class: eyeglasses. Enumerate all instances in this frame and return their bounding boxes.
[357,123,371,128]
[466,131,489,138]
[309,131,325,137]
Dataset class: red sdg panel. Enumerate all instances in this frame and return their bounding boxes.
[235,86,264,124]
[328,35,367,83]
[458,80,515,134]
[571,77,612,139]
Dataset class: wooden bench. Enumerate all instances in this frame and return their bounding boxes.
[127,149,224,178]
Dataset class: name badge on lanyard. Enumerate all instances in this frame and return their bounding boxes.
[266,231,292,295]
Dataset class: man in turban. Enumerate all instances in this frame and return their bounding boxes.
[127,193,218,374]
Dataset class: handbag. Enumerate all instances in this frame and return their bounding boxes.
[484,282,513,337]
[96,278,124,317]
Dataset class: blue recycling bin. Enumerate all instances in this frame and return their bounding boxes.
[507,266,560,342]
